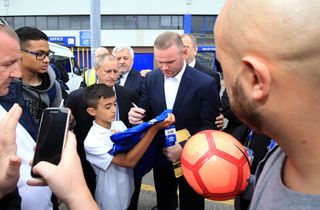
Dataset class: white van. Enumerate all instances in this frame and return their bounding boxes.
[49,42,83,92]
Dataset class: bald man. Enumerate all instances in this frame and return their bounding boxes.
[215,0,320,209]
[83,47,109,87]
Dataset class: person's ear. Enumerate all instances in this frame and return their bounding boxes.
[94,66,99,74]
[182,47,188,58]
[193,46,198,57]
[242,56,271,101]
[86,107,96,117]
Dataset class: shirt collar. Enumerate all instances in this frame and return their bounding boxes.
[92,121,111,134]
[189,59,196,68]
[121,71,129,80]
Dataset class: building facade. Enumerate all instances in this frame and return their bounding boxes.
[1,0,226,70]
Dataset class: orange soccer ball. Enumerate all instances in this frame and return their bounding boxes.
[181,130,251,201]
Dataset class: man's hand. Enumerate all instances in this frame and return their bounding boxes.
[28,132,98,210]
[128,107,146,125]
[215,113,224,130]
[0,104,22,198]
[154,113,175,130]
[162,143,183,163]
[139,69,152,78]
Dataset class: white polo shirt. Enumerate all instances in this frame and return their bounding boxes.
[84,120,134,210]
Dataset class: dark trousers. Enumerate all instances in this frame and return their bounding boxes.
[153,165,204,210]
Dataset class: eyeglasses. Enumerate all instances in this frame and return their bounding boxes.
[21,49,55,60]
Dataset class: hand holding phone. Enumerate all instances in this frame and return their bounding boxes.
[31,108,70,178]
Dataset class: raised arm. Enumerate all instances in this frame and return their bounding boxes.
[113,113,175,168]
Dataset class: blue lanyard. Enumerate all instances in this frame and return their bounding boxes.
[246,128,278,151]
[116,100,119,121]
[267,139,277,151]
[245,129,254,148]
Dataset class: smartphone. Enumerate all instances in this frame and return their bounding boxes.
[31,107,70,178]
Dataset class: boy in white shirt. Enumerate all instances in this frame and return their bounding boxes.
[83,84,175,210]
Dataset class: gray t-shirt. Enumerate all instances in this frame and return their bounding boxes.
[249,147,320,210]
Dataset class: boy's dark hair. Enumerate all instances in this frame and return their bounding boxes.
[15,26,48,48]
[83,84,115,109]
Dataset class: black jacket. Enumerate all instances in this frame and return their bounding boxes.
[0,188,21,210]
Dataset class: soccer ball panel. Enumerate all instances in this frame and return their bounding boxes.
[183,133,210,165]
[214,132,246,160]
[182,163,204,194]
[199,155,238,194]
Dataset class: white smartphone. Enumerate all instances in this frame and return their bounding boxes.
[31,107,70,178]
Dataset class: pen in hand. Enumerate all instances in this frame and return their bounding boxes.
[131,102,139,108]
[131,102,145,119]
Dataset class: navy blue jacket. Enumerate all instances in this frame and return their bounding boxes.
[0,81,38,140]
[136,65,220,172]
[124,69,144,96]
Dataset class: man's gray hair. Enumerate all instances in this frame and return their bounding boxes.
[95,53,118,68]
[112,44,134,58]
[0,24,19,41]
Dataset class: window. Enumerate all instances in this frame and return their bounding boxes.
[101,16,113,29]
[81,16,90,30]
[4,17,14,28]
[172,16,179,27]
[48,16,59,30]
[179,16,183,28]
[25,16,36,27]
[149,16,160,29]
[114,16,125,29]
[191,16,203,33]
[126,16,137,29]
[137,16,148,29]
[191,15,217,46]
[14,16,25,29]
[36,16,47,30]
[3,15,184,30]
[70,16,81,30]
[59,16,70,30]
[160,16,171,28]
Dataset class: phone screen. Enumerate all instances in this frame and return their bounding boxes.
[31,108,70,178]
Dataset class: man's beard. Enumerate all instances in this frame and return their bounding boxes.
[230,76,263,131]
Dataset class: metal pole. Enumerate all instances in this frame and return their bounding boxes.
[90,0,101,68]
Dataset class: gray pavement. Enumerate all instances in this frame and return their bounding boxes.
[60,169,234,210]
[137,170,234,210]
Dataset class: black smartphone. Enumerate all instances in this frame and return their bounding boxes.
[31,107,70,178]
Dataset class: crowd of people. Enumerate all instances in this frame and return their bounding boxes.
[1,0,320,209]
